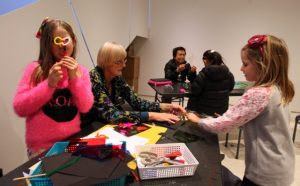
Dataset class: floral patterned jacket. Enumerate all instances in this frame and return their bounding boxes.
[82,66,160,125]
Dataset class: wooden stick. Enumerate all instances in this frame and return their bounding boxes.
[13,173,47,181]
[13,156,81,181]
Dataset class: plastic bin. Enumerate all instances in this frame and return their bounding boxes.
[135,143,199,180]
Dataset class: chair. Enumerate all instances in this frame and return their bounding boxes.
[171,97,184,106]
[159,95,184,106]
[225,127,243,159]
[292,114,300,143]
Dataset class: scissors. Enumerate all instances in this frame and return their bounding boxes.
[138,151,183,167]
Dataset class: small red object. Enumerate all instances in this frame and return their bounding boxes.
[148,79,172,86]
[175,159,185,163]
[87,138,106,146]
[137,126,148,131]
[131,170,140,182]
[165,151,182,159]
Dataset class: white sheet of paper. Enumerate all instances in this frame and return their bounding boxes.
[28,161,41,175]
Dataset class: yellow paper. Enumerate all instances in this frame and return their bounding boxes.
[136,123,167,144]
[127,160,137,170]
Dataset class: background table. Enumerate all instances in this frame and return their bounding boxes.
[148,80,249,104]
[148,82,189,106]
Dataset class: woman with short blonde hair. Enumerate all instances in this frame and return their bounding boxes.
[82,41,185,126]
[97,42,127,68]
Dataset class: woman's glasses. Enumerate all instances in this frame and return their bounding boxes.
[114,59,127,66]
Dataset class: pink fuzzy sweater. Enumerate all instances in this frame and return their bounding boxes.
[13,61,94,151]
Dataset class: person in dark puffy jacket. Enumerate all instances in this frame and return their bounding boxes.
[187,50,235,116]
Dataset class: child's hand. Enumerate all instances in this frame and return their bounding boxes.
[186,112,201,124]
[48,62,63,88]
[61,56,81,79]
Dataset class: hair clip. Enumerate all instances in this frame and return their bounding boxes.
[248,35,267,59]
[36,17,50,39]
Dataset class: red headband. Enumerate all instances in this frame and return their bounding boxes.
[248,34,267,59]
[36,17,50,39]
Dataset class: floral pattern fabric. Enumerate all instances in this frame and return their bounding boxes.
[200,86,272,132]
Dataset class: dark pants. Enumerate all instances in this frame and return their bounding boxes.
[161,96,172,103]
[221,166,260,186]
[241,176,260,186]
[222,166,241,186]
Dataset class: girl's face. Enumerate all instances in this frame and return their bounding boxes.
[51,27,75,61]
[240,50,260,82]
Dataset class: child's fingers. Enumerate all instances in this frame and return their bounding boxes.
[61,56,77,64]
[61,58,78,70]
[62,63,78,72]
[50,64,61,74]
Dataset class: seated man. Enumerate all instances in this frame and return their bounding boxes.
[164,46,197,83]
[163,46,197,103]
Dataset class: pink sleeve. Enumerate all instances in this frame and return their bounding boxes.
[68,65,93,113]
[199,86,272,133]
[13,62,55,117]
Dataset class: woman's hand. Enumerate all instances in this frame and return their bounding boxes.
[149,112,180,124]
[160,103,186,115]
[61,56,81,79]
[48,62,63,88]
[186,112,201,124]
